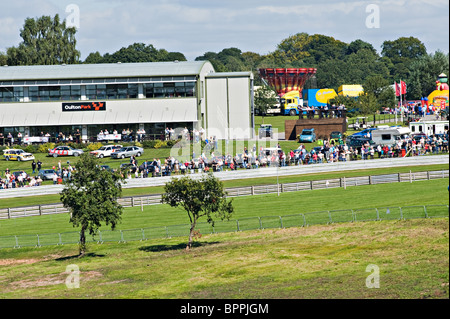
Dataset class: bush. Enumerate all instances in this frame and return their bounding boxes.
[23,145,38,153]
[87,142,103,151]
[154,140,168,149]
[38,142,55,153]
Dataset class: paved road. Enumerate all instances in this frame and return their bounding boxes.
[0,154,448,199]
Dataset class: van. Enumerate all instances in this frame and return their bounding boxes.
[371,127,411,146]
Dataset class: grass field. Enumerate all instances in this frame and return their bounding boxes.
[0,218,448,299]
[0,163,448,300]
[0,178,447,237]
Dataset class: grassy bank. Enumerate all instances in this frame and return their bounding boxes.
[0,218,447,299]
[0,178,447,237]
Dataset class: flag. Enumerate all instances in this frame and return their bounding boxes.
[394,82,400,97]
[400,81,407,95]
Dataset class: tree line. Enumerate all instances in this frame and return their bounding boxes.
[1,14,448,102]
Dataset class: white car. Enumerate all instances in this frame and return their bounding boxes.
[90,145,123,158]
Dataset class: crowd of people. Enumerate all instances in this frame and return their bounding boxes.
[1,126,448,189]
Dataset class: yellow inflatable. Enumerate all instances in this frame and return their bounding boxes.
[428,89,449,109]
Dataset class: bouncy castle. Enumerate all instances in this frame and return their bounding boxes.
[424,73,449,112]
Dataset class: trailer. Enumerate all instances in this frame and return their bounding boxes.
[371,126,411,146]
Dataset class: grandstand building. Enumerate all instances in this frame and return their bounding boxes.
[0,61,254,142]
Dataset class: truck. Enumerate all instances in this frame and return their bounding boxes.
[303,89,338,108]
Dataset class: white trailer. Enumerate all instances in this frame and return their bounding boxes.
[409,120,449,136]
[372,126,411,145]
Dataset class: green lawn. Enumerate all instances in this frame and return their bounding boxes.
[0,218,447,299]
[0,178,447,237]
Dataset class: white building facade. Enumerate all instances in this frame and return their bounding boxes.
[0,61,254,143]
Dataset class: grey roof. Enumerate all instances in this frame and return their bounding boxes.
[0,61,213,81]
[206,71,254,78]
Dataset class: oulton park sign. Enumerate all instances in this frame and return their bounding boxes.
[62,102,106,112]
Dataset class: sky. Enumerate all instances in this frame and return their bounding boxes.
[0,0,449,61]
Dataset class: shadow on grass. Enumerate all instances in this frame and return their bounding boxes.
[55,253,106,261]
[138,241,220,252]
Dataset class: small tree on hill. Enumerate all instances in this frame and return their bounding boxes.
[161,173,234,250]
[60,153,125,256]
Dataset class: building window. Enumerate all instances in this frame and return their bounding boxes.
[144,82,196,98]
[28,85,81,102]
[0,87,23,102]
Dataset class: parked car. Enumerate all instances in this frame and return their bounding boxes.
[259,124,273,138]
[38,169,57,181]
[3,149,35,161]
[351,128,377,138]
[111,146,144,159]
[299,128,316,143]
[330,131,343,140]
[48,146,84,158]
[90,144,122,158]
[346,136,375,149]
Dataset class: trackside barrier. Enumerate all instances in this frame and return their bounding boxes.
[1,205,447,249]
[0,169,448,220]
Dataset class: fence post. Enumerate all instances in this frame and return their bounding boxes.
[39,205,42,216]
[300,214,306,227]
[279,216,283,228]
[14,235,19,249]
[327,211,332,224]
[310,180,313,190]
[375,208,380,221]
[398,173,401,183]
[58,233,62,245]
[141,228,146,241]
[427,171,430,180]
[236,220,240,232]
[251,186,255,196]
[409,170,413,183]
[36,234,40,248]
[98,230,103,244]
[423,206,428,218]
[369,176,373,185]
[258,217,262,230]
[7,208,11,219]
[399,207,403,220]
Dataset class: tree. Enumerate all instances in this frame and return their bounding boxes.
[254,84,278,123]
[60,153,125,256]
[7,14,80,65]
[381,37,427,80]
[161,173,234,250]
[407,51,450,99]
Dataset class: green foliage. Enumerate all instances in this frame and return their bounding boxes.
[161,173,234,249]
[60,153,125,255]
[38,142,55,153]
[87,142,103,151]
[254,84,278,115]
[6,14,80,65]
[84,42,187,64]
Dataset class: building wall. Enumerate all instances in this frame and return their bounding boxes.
[285,118,346,140]
[205,73,253,140]
[0,98,198,127]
